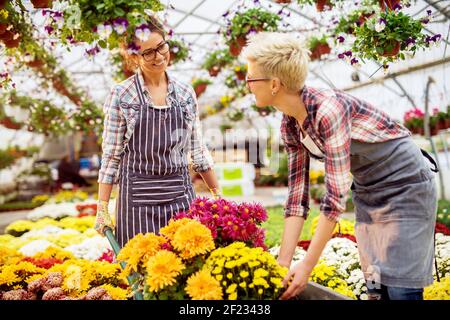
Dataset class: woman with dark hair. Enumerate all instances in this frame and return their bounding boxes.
[94,16,220,247]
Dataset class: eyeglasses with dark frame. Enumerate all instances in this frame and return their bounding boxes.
[245,75,271,84]
[245,75,271,89]
[138,41,170,61]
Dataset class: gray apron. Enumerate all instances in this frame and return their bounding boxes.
[350,136,437,288]
[115,75,196,248]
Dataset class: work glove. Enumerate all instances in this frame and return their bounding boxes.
[94,200,114,236]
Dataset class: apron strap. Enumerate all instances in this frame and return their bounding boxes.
[420,149,439,173]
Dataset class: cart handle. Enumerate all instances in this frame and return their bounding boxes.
[104,227,143,300]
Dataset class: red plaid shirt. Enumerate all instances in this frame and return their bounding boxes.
[281,86,411,222]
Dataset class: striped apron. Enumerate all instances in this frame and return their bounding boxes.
[351,136,438,289]
[115,75,196,248]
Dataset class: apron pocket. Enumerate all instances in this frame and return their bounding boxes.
[130,172,187,206]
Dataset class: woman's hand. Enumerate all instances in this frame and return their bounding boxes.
[94,200,114,236]
[280,260,313,300]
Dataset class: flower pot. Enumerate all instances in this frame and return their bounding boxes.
[357,13,374,26]
[315,0,333,12]
[208,66,221,77]
[3,36,19,48]
[31,0,53,9]
[0,0,7,9]
[26,59,44,69]
[0,117,21,130]
[381,40,400,57]
[430,126,438,136]
[229,41,242,57]
[379,0,400,11]
[446,119,450,129]
[194,83,207,98]
[310,43,331,60]
[437,119,446,131]
[275,0,291,3]
[0,29,13,41]
[235,70,246,81]
[417,126,424,136]
[0,23,8,35]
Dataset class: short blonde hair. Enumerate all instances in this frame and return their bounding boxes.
[241,32,310,92]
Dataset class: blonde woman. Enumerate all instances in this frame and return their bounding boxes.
[242,32,438,300]
[94,16,220,247]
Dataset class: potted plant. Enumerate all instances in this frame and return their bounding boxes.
[308,36,331,61]
[334,9,375,35]
[352,10,433,66]
[223,8,280,57]
[251,104,276,117]
[70,100,103,135]
[227,108,245,122]
[403,107,424,135]
[202,49,234,77]
[224,73,239,89]
[167,38,189,66]
[234,64,247,80]
[53,0,164,50]
[191,78,212,98]
[28,100,70,136]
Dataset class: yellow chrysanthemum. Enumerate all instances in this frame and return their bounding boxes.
[33,246,75,261]
[145,250,185,292]
[160,218,192,241]
[100,284,130,300]
[171,220,215,259]
[117,233,165,274]
[186,269,223,300]
[0,247,23,266]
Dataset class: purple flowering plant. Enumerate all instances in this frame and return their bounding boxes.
[350,9,440,66]
[173,197,269,250]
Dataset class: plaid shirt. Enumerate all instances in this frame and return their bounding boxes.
[98,70,213,184]
[282,85,411,222]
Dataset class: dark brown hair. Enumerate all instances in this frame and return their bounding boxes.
[120,15,167,72]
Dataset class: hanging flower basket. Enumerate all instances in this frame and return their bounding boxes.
[208,66,220,77]
[234,64,247,81]
[315,0,333,12]
[192,78,212,98]
[30,0,53,9]
[167,39,189,66]
[194,83,207,97]
[308,36,331,61]
[224,8,280,57]
[379,0,401,11]
[228,36,246,57]
[203,49,234,77]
